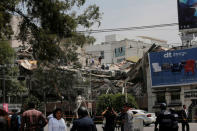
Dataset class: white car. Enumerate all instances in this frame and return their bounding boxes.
[130,109,156,126]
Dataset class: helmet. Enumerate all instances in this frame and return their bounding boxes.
[160,103,167,110]
[78,106,88,117]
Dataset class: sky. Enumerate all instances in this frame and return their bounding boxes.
[83,0,181,45]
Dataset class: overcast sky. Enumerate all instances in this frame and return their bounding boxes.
[84,0,181,45]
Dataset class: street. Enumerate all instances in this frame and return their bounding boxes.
[143,123,196,131]
[44,123,197,131]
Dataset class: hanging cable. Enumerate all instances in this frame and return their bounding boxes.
[78,23,178,34]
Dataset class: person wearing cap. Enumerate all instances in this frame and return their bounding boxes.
[71,106,97,131]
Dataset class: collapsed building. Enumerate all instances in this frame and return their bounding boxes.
[15,46,138,114]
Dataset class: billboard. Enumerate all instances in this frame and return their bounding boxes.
[149,47,197,87]
[177,0,197,30]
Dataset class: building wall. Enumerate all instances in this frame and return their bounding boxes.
[110,41,127,63]
[126,40,152,58]
[85,44,112,64]
[85,38,157,64]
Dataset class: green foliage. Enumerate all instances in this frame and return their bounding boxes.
[97,93,138,114]
[0,41,15,65]
[22,95,41,110]
[0,0,101,103]
[0,41,26,101]
[0,0,101,63]
[0,2,13,40]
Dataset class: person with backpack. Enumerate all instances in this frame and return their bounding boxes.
[155,103,177,131]
[169,108,179,131]
[10,109,20,131]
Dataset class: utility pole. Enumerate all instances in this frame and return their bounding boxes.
[125,80,128,103]
[44,90,46,116]
[89,70,92,116]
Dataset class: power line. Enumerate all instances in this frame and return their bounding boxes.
[0,23,179,41]
[79,23,179,34]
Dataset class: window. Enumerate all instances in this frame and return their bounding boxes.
[114,46,125,57]
[184,91,197,98]
[120,47,123,52]
[156,93,165,103]
[100,51,104,59]
[171,92,180,101]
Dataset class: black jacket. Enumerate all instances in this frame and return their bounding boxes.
[181,109,189,123]
[71,116,97,131]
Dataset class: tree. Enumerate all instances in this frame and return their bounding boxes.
[0,41,26,103]
[0,0,101,63]
[0,41,15,65]
[96,93,138,114]
[0,0,101,104]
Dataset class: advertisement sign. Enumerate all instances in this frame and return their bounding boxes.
[3,103,8,112]
[149,47,197,87]
[177,0,197,30]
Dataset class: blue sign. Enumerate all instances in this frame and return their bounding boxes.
[149,48,197,87]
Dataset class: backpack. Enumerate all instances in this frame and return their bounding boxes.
[160,111,173,128]
[11,114,19,129]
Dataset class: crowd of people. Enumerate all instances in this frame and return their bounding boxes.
[0,101,192,131]
[0,102,134,131]
[0,102,95,131]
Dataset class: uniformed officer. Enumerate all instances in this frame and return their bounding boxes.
[169,108,179,131]
[71,106,97,131]
[154,103,175,131]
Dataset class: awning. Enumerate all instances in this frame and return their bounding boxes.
[126,56,139,63]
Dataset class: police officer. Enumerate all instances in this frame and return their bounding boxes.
[71,106,97,131]
[154,103,175,131]
[169,108,179,131]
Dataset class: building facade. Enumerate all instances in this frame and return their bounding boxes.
[85,35,169,64]
[146,46,197,122]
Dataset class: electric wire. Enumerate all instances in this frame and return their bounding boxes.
[78,23,179,34]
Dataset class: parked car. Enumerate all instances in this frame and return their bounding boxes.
[130,109,156,126]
